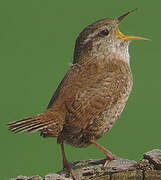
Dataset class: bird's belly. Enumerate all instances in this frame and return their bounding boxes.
[87,81,132,140]
[58,97,129,148]
[87,100,127,139]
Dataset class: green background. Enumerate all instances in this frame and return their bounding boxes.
[1,0,160,179]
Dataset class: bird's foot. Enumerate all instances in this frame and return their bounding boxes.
[63,157,77,180]
[103,154,116,168]
[61,143,77,180]
[89,140,116,168]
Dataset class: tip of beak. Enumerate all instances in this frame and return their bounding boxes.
[118,8,138,23]
[141,37,150,41]
[128,36,150,41]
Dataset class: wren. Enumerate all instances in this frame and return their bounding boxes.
[8,9,147,180]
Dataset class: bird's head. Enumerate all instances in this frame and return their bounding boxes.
[73,9,147,64]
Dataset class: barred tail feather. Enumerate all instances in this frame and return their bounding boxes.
[8,107,66,136]
[8,115,51,133]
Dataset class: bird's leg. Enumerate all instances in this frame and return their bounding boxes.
[90,140,116,167]
[60,143,76,180]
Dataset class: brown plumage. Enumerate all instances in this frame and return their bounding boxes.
[8,10,146,180]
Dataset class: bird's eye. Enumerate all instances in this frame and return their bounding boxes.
[99,29,109,37]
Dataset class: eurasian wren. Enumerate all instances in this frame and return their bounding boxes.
[8,9,147,179]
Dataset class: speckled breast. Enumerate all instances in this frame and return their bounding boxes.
[87,65,133,141]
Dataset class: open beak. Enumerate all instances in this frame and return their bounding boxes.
[116,9,149,41]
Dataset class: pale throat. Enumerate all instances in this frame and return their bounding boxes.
[98,41,130,64]
[108,44,130,64]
